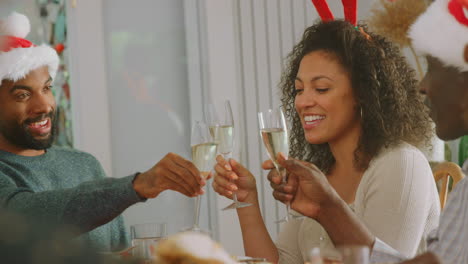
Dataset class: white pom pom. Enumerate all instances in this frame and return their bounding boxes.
[0,12,30,38]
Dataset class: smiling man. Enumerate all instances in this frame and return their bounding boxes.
[0,67,56,154]
[0,12,206,252]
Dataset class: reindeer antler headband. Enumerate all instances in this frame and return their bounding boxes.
[310,0,370,39]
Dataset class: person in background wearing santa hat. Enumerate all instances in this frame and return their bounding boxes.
[0,12,206,252]
[271,0,468,263]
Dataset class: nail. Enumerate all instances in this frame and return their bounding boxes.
[224,164,232,170]
[230,173,238,180]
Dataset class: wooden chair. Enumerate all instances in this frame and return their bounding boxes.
[433,162,465,209]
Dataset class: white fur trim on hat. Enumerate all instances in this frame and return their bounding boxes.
[409,0,468,72]
[0,12,30,38]
[0,44,59,82]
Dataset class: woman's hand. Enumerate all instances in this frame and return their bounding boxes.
[212,155,258,204]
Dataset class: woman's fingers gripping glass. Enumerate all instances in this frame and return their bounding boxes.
[213,155,238,198]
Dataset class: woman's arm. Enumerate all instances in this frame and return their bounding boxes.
[212,157,279,263]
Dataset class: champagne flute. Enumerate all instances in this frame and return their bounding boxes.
[205,100,251,210]
[189,121,218,232]
[258,107,291,223]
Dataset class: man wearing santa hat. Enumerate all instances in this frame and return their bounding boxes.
[273,0,467,263]
[0,12,206,251]
[377,0,468,262]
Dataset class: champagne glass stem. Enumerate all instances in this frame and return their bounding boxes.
[233,192,240,204]
[193,195,202,229]
[279,167,290,222]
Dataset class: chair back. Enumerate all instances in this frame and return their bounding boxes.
[433,162,465,209]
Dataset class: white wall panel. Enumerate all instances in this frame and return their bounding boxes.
[265,0,282,109]
[292,0,306,43]
[66,0,113,175]
[233,0,323,241]
[279,0,295,61]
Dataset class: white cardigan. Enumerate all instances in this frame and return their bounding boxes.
[276,143,440,263]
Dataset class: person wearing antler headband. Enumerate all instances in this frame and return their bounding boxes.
[260,0,468,263]
[212,2,440,263]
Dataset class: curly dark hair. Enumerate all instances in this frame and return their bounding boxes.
[281,20,432,173]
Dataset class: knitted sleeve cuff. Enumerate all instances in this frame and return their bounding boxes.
[118,173,147,203]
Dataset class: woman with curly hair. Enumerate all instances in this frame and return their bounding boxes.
[212,20,440,263]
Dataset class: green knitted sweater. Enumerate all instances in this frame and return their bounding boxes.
[0,146,144,251]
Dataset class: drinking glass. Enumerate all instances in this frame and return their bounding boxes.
[188,121,218,232]
[308,247,342,264]
[131,222,167,261]
[205,100,251,210]
[258,107,292,223]
[337,245,370,264]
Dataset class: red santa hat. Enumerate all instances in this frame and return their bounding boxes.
[409,0,468,72]
[0,12,59,83]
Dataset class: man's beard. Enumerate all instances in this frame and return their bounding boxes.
[0,111,57,150]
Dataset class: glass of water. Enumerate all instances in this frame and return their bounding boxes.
[131,222,167,261]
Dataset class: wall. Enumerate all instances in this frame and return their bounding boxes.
[66,0,214,237]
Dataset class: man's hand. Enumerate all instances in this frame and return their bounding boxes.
[278,156,339,219]
[132,153,205,198]
[276,157,374,248]
[263,157,297,204]
[399,252,441,264]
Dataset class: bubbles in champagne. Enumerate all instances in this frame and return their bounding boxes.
[209,125,234,155]
[191,142,218,174]
[260,128,288,167]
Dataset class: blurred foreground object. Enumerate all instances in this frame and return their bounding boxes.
[155,232,237,264]
[0,209,135,264]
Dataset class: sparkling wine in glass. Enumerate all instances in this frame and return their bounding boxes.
[205,100,251,210]
[260,128,288,169]
[189,121,218,232]
[258,107,292,223]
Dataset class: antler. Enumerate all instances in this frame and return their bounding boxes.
[342,0,358,26]
[311,0,358,26]
[311,0,334,21]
